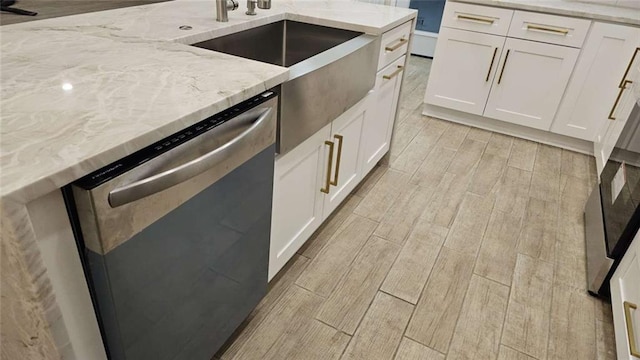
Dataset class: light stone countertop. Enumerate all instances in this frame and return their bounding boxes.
[0,0,417,203]
[453,0,640,26]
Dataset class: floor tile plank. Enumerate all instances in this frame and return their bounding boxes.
[443,193,495,257]
[435,122,470,151]
[508,138,538,172]
[276,320,351,360]
[230,285,324,360]
[501,254,554,360]
[547,285,596,360]
[296,214,377,297]
[380,229,443,304]
[299,195,362,259]
[484,133,514,159]
[354,169,411,222]
[374,185,435,244]
[341,292,414,360]
[469,153,507,196]
[316,236,400,335]
[405,247,475,353]
[411,146,457,188]
[446,138,486,176]
[391,118,449,175]
[494,166,532,218]
[475,210,522,286]
[447,275,510,360]
[517,198,558,263]
[497,346,537,360]
[394,338,444,360]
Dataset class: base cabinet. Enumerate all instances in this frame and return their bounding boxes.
[361,55,406,175]
[424,27,506,116]
[269,124,331,280]
[483,37,579,130]
[269,98,370,279]
[611,231,640,360]
[552,23,640,142]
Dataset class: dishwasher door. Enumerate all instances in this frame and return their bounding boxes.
[66,94,277,360]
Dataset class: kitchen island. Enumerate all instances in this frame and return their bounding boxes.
[0,1,416,358]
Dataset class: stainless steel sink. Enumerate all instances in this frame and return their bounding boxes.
[193,21,379,154]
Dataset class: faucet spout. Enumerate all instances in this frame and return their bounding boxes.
[216,0,238,22]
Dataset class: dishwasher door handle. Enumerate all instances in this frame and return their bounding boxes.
[108,107,273,208]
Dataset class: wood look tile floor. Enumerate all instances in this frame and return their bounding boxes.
[215,55,617,360]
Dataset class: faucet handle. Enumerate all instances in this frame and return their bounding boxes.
[257,0,270,9]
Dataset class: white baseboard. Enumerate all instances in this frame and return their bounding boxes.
[411,31,437,58]
[423,103,594,155]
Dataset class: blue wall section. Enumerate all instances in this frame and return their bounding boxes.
[410,0,446,33]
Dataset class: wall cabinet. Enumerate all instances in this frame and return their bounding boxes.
[611,230,640,360]
[553,23,640,142]
[424,27,505,116]
[484,37,579,130]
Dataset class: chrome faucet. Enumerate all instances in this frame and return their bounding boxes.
[245,0,271,16]
[216,0,238,22]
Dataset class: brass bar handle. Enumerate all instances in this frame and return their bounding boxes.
[497,49,510,85]
[385,38,407,52]
[330,134,343,186]
[623,301,640,357]
[457,14,494,24]
[320,140,334,194]
[609,80,633,120]
[619,47,640,88]
[526,24,569,35]
[486,47,498,82]
[383,65,404,80]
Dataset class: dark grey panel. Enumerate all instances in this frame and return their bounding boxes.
[85,145,274,360]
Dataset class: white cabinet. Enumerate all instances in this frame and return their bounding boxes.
[269,98,371,279]
[611,230,640,360]
[361,55,406,175]
[269,124,331,280]
[484,37,579,130]
[323,99,367,216]
[425,27,506,115]
[269,20,412,280]
[553,23,640,141]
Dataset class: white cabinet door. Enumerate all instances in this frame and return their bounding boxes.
[361,56,405,175]
[323,98,367,218]
[269,124,331,280]
[484,37,579,131]
[611,231,640,360]
[594,80,638,177]
[424,27,506,115]
[553,23,640,141]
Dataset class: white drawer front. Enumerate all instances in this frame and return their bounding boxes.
[441,2,514,36]
[378,20,412,71]
[508,11,591,48]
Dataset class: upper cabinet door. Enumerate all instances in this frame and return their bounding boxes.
[484,37,579,131]
[552,23,640,141]
[424,27,506,115]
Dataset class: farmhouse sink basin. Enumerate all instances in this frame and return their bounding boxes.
[192,21,379,154]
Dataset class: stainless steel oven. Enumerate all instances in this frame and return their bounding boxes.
[586,101,640,298]
[64,91,278,359]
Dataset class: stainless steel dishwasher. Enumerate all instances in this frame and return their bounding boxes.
[63,91,278,360]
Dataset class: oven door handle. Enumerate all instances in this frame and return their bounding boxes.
[108,107,273,208]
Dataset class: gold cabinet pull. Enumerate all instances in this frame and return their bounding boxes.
[526,24,569,35]
[486,47,498,82]
[623,301,640,357]
[330,134,343,186]
[385,38,407,52]
[497,49,510,85]
[457,14,494,24]
[320,140,334,194]
[609,80,633,120]
[619,47,640,88]
[383,65,404,80]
